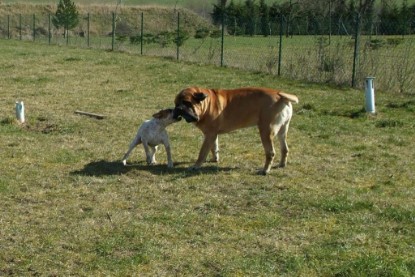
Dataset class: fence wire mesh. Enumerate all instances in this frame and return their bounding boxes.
[1,5,414,94]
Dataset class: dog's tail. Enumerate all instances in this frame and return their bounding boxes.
[279,92,299,104]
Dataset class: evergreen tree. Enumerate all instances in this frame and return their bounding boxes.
[400,0,411,35]
[212,4,224,26]
[379,1,400,35]
[333,0,349,35]
[244,0,258,36]
[259,0,270,36]
[345,0,357,35]
[52,0,79,38]
[226,0,242,35]
[410,3,415,34]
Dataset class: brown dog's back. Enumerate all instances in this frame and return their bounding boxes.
[198,87,297,134]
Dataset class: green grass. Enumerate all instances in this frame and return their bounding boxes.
[1,39,415,276]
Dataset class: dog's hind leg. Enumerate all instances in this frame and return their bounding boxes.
[150,146,158,165]
[143,142,156,165]
[277,122,290,168]
[122,135,142,165]
[259,126,276,175]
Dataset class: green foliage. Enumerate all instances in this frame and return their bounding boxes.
[194,28,210,39]
[129,31,189,47]
[174,30,189,47]
[52,0,79,32]
[212,0,415,36]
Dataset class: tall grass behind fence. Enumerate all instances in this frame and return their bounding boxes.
[1,8,414,93]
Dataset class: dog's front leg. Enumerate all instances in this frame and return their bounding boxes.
[210,136,219,162]
[163,137,173,168]
[191,134,217,169]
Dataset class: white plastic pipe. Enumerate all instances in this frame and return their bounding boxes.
[365,77,375,113]
[15,101,25,123]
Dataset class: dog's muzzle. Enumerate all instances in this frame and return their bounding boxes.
[173,106,198,123]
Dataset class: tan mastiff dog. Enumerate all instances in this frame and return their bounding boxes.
[173,87,298,175]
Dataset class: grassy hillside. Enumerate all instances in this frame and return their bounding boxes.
[1,39,415,275]
[0,2,213,37]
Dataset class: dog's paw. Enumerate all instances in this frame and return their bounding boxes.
[122,160,127,166]
[167,163,174,168]
[188,165,201,171]
[257,170,268,176]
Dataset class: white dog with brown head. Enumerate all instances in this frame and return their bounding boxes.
[122,108,180,167]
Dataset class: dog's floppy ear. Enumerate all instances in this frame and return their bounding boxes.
[152,110,166,119]
[193,92,208,102]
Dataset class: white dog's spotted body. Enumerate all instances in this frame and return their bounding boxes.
[122,109,179,167]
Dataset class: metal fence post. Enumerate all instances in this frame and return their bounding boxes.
[351,12,361,88]
[87,13,90,48]
[112,12,115,51]
[7,15,10,39]
[277,15,283,76]
[19,14,22,40]
[66,23,69,45]
[220,10,225,67]
[176,12,180,61]
[48,14,51,45]
[140,12,144,55]
[33,14,36,41]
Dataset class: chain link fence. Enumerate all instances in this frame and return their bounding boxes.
[1,7,414,93]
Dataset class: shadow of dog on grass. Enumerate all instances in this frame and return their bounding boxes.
[71,160,129,177]
[71,160,234,177]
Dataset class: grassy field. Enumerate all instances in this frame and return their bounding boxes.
[1,39,415,276]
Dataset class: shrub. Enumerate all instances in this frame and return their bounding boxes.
[174,30,189,47]
[210,29,222,38]
[368,39,385,50]
[386,38,404,46]
[195,28,210,39]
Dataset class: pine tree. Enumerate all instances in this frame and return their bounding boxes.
[400,0,410,36]
[244,0,257,36]
[259,0,270,36]
[52,0,79,38]
[225,0,239,35]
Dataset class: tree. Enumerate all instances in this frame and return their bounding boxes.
[211,0,227,26]
[244,0,258,36]
[52,0,79,39]
[400,0,411,36]
[259,0,270,36]
[379,0,400,35]
[226,0,241,35]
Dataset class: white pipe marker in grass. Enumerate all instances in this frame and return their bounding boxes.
[365,77,376,113]
[15,101,25,123]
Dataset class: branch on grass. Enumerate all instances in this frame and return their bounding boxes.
[75,110,105,120]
